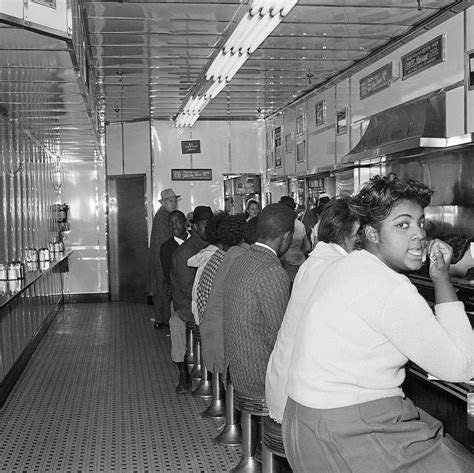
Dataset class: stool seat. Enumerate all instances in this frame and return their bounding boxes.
[234,391,268,416]
[185,321,201,341]
[262,417,285,457]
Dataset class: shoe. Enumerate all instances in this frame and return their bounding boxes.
[175,362,192,394]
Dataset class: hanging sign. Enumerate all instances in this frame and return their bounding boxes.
[402,35,445,80]
[171,169,212,181]
[181,140,201,154]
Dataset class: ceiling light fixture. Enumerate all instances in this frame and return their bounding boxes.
[174,0,298,127]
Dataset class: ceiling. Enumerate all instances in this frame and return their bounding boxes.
[0,0,467,163]
[84,0,466,125]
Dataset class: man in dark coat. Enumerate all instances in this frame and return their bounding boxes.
[169,205,213,393]
[223,203,295,398]
[146,188,180,328]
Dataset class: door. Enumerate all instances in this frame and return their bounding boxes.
[108,174,148,303]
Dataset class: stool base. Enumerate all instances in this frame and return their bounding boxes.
[231,456,262,473]
[214,423,242,447]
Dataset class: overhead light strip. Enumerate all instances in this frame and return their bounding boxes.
[175,0,298,127]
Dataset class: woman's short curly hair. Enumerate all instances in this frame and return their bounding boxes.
[218,215,246,247]
[352,175,433,230]
[205,211,228,244]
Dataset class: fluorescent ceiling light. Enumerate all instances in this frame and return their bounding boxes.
[175,0,298,127]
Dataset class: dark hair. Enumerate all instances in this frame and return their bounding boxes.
[353,175,433,231]
[317,197,359,245]
[204,211,228,244]
[244,199,260,219]
[218,215,246,247]
[435,233,473,264]
[278,196,296,210]
[168,210,186,222]
[243,216,258,244]
[256,203,295,240]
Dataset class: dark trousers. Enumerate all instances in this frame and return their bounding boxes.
[153,293,171,324]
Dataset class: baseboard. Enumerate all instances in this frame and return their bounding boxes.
[63,293,110,304]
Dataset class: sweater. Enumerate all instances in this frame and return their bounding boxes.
[223,244,290,397]
[287,249,474,409]
[266,242,347,422]
[200,244,249,373]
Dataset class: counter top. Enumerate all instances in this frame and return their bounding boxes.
[406,363,474,402]
[0,250,72,309]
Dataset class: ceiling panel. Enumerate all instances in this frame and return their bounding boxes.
[83,0,464,124]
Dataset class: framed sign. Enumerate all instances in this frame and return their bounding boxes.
[359,62,398,100]
[296,115,305,136]
[32,0,56,7]
[296,140,306,163]
[171,168,212,181]
[468,50,474,91]
[275,126,282,168]
[336,108,348,135]
[402,35,445,80]
[285,133,294,153]
[181,139,201,154]
[315,100,326,126]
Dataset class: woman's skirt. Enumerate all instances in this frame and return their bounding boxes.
[282,396,474,473]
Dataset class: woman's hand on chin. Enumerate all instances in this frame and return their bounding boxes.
[428,239,453,282]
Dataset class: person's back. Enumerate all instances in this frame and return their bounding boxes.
[223,203,294,397]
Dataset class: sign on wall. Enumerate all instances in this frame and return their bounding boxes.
[181,140,201,154]
[171,168,212,181]
[359,62,399,100]
[274,126,282,168]
[402,35,445,80]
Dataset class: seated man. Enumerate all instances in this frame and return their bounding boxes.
[266,197,360,422]
[223,203,295,398]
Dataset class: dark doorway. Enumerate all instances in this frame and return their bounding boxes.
[107,174,148,303]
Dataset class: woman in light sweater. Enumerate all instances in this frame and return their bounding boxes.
[283,175,474,472]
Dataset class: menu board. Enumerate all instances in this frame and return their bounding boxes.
[402,35,445,79]
[171,169,212,181]
[360,63,395,100]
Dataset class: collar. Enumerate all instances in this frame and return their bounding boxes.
[254,241,277,257]
[174,232,190,245]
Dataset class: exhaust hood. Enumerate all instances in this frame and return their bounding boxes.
[344,92,449,163]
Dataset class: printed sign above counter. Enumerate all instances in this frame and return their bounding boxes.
[171,168,212,181]
[402,35,445,80]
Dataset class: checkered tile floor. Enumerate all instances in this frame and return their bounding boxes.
[0,302,241,472]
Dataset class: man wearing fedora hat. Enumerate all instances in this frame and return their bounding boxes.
[146,188,181,329]
[170,205,213,393]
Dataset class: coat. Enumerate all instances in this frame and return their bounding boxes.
[146,206,172,295]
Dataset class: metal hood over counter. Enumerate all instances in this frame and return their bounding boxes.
[345,92,452,163]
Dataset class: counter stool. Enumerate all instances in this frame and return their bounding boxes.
[185,324,194,370]
[185,321,201,379]
[231,389,268,473]
[262,416,289,473]
[214,370,241,446]
[188,324,212,398]
[202,371,225,419]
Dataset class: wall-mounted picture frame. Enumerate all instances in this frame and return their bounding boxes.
[296,114,305,136]
[296,140,306,163]
[285,133,294,153]
[336,107,348,135]
[315,100,326,126]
